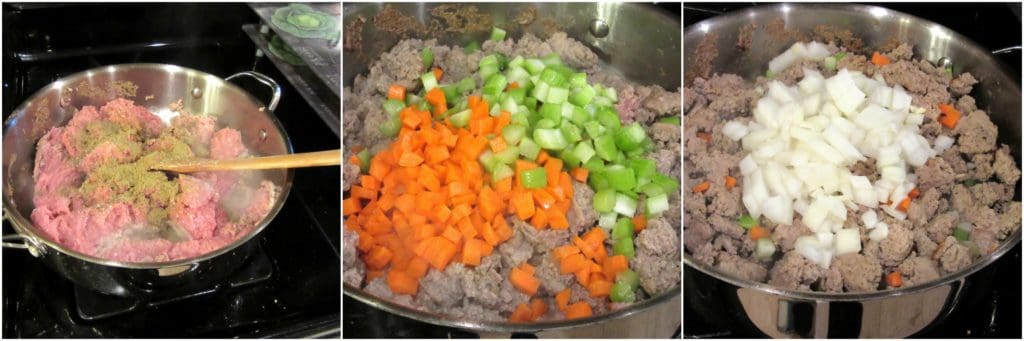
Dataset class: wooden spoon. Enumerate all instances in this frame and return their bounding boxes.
[151,149,340,173]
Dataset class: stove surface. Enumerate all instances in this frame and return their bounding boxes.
[2,3,341,338]
[684,3,1022,339]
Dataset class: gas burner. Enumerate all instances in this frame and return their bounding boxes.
[74,245,274,321]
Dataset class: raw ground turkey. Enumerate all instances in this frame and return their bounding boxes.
[31,98,279,263]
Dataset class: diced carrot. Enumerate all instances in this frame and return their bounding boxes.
[553,245,581,261]
[574,261,592,286]
[692,181,711,193]
[512,191,536,220]
[587,279,613,298]
[441,226,462,244]
[544,158,564,188]
[530,298,547,319]
[564,302,593,319]
[871,51,891,66]
[749,226,770,240]
[520,263,536,275]
[510,266,540,296]
[548,211,570,230]
[366,270,383,283]
[530,207,549,229]
[365,246,394,270]
[342,197,362,216]
[462,238,482,266]
[489,136,507,153]
[632,215,647,232]
[493,217,513,242]
[387,85,406,101]
[725,176,737,190]
[560,253,588,274]
[536,150,550,164]
[886,271,903,288]
[398,152,424,167]
[432,67,443,81]
[938,103,962,129]
[696,131,712,142]
[406,257,429,279]
[387,270,419,295]
[348,155,361,165]
[570,167,589,182]
[509,303,534,322]
[603,255,629,280]
[897,197,911,212]
[508,82,519,90]
[425,87,448,117]
[908,187,920,199]
[555,289,571,311]
[533,189,556,209]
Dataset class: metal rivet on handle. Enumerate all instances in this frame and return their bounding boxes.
[191,87,203,99]
[590,19,609,38]
[259,129,268,140]
[936,57,953,69]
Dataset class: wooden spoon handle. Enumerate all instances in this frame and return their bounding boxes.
[152,149,341,173]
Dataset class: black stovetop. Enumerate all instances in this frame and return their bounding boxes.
[2,4,340,337]
[684,3,1022,339]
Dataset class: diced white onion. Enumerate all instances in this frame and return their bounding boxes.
[722,121,750,141]
[861,210,879,229]
[834,228,862,255]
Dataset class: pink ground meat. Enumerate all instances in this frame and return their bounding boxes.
[210,128,247,160]
[30,98,280,262]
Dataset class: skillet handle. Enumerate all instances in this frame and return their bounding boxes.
[1,211,44,256]
[225,71,282,112]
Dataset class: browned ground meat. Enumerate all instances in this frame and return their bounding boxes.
[684,43,1021,293]
[345,32,681,320]
[343,228,365,287]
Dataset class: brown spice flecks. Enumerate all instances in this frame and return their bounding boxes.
[687,32,718,85]
[373,5,424,37]
[430,4,492,34]
[169,98,184,112]
[736,23,756,51]
[112,80,138,98]
[31,97,51,139]
[514,5,537,26]
[812,25,864,53]
[73,80,138,100]
[343,15,366,52]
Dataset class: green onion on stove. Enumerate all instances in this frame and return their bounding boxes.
[502,125,526,145]
[598,212,617,229]
[448,109,471,128]
[383,99,406,116]
[593,188,616,213]
[613,192,637,217]
[657,116,681,125]
[464,40,480,54]
[518,137,541,160]
[953,224,971,241]
[613,237,635,260]
[490,26,507,41]
[645,192,669,217]
[605,165,637,192]
[421,71,438,91]
[492,163,514,182]
[611,217,634,240]
[738,215,758,229]
[421,47,434,69]
[379,118,401,138]
[610,281,636,303]
[533,128,568,150]
[519,167,548,189]
[357,149,371,173]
